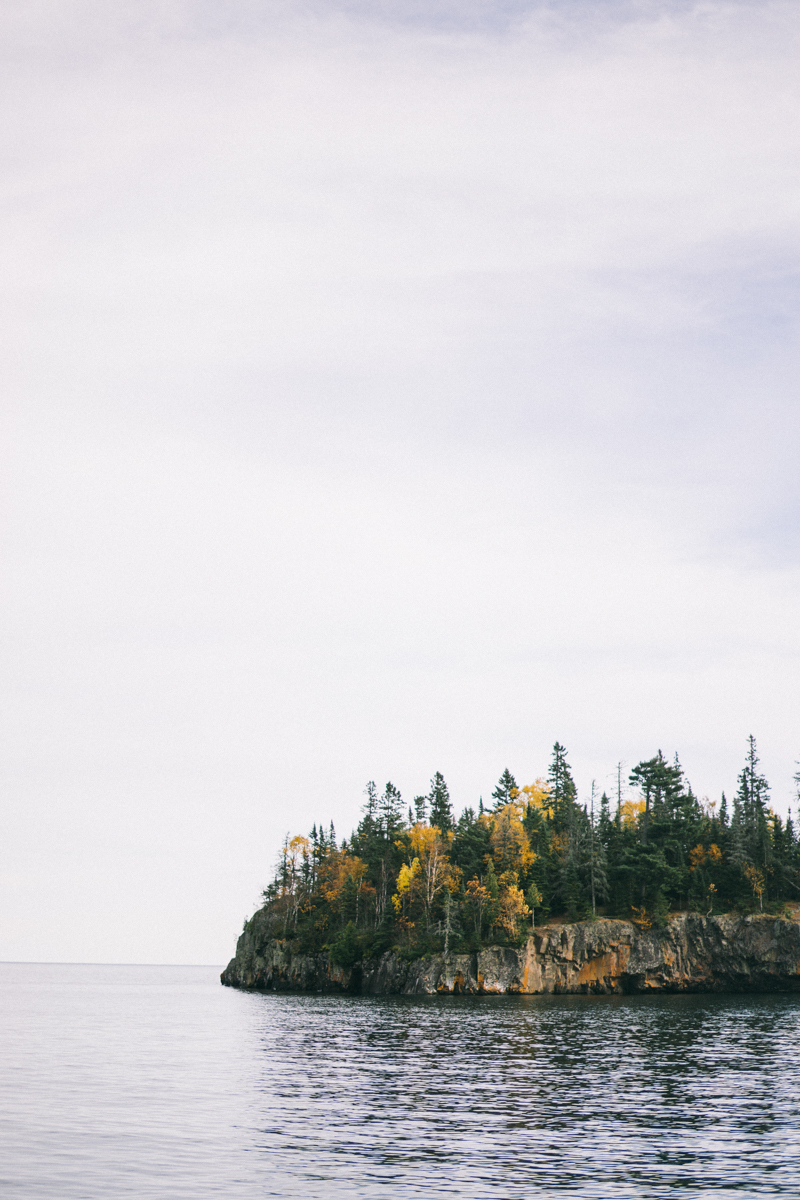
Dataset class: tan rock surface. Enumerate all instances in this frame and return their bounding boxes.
[221,910,800,996]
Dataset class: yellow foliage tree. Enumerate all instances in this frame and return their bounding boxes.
[706,881,717,915]
[743,863,765,911]
[391,859,420,933]
[520,779,553,819]
[319,849,370,911]
[496,872,530,940]
[690,843,724,873]
[277,835,312,933]
[393,824,460,931]
[620,798,646,829]
[488,802,536,874]
[464,877,491,936]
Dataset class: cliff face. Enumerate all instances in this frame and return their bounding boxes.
[221,909,800,996]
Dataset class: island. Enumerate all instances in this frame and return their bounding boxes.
[222,740,800,995]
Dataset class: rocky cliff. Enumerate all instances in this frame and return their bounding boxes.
[221,909,800,996]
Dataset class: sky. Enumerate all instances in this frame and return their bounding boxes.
[2,0,799,964]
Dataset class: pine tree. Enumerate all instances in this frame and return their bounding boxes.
[491,769,518,809]
[374,784,404,921]
[257,737,800,958]
[629,751,681,843]
[729,784,748,865]
[585,781,609,915]
[340,872,359,925]
[560,851,584,922]
[428,772,454,833]
[547,743,577,832]
[451,806,491,882]
[599,791,613,843]
[351,781,401,929]
[734,735,771,883]
[719,792,729,828]
[379,783,405,840]
[361,782,379,833]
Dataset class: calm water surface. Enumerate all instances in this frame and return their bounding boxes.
[1,963,799,1197]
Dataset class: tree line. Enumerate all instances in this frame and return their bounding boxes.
[257,737,800,966]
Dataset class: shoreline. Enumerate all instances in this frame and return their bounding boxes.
[221,910,800,997]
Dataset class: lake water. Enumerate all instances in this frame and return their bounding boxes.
[2,963,800,1198]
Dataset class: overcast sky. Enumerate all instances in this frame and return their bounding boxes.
[3,0,799,964]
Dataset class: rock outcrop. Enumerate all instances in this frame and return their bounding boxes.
[221,909,800,996]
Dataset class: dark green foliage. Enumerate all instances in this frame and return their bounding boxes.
[379,782,405,840]
[365,909,396,958]
[329,922,362,968]
[340,873,359,924]
[483,859,500,928]
[719,792,729,828]
[256,736,800,967]
[629,751,684,845]
[450,806,491,880]
[560,852,585,922]
[492,769,518,808]
[548,743,577,832]
[428,772,453,833]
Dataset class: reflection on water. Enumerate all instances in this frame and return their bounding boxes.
[1,964,799,1198]
[253,992,800,1197]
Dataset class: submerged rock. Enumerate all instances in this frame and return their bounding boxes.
[220,910,800,996]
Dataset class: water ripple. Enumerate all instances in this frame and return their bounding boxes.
[2,966,800,1197]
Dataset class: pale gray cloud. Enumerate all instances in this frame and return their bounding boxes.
[2,0,799,962]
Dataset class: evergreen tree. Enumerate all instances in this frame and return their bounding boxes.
[547,743,577,831]
[451,806,491,882]
[735,736,770,877]
[428,772,454,833]
[599,791,614,845]
[728,784,749,868]
[340,872,359,924]
[629,751,682,844]
[256,738,800,962]
[585,782,609,915]
[484,859,500,932]
[351,781,404,929]
[379,783,405,840]
[560,851,584,922]
[360,782,379,835]
[719,792,729,828]
[492,769,518,809]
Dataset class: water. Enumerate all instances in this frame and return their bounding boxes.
[2,964,800,1198]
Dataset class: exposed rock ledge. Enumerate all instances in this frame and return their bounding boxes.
[221,910,800,996]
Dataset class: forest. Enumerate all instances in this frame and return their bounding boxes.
[258,737,800,966]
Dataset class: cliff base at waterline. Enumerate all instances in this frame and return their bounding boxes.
[221,911,800,996]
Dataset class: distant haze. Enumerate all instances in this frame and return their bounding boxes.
[2,0,799,963]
